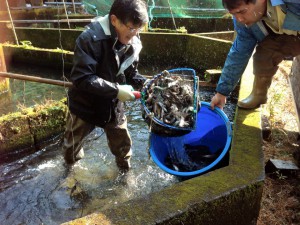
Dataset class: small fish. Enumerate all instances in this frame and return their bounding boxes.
[144,71,197,129]
[185,144,222,162]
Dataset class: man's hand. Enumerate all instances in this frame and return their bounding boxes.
[117,85,135,102]
[210,92,227,110]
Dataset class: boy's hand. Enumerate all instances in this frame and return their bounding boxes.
[117,85,135,102]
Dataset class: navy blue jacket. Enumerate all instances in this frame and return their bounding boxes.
[68,15,145,127]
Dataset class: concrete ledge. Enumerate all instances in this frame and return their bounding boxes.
[2,30,231,73]
[0,99,67,155]
[196,31,234,41]
[2,44,74,71]
[62,59,264,224]
[0,111,34,154]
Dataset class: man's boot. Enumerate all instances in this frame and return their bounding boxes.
[237,76,272,109]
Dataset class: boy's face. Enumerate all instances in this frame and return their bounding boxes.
[111,15,144,45]
[228,0,267,26]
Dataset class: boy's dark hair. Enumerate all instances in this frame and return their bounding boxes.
[109,0,148,26]
[222,0,256,10]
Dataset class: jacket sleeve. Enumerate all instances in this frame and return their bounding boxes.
[283,1,300,31]
[216,19,257,96]
[70,30,118,98]
[124,61,146,90]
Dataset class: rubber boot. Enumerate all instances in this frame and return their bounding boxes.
[64,147,84,165]
[116,155,131,173]
[237,76,272,109]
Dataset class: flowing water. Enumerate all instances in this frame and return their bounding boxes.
[0,64,237,225]
[0,102,179,225]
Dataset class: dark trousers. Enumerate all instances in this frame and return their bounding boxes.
[253,34,300,77]
[62,111,132,170]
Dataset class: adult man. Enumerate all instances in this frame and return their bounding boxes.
[62,0,148,173]
[210,0,300,110]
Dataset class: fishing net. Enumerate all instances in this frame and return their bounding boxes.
[82,0,227,26]
[82,0,113,16]
[141,68,200,137]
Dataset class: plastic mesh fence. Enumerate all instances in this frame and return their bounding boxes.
[82,0,226,18]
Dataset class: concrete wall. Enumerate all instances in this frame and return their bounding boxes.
[2,44,74,71]
[149,18,234,34]
[3,28,232,73]
[0,99,67,155]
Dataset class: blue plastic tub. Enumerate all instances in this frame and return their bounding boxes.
[149,102,232,177]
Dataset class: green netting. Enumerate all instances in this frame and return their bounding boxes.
[82,0,113,16]
[82,0,226,18]
[148,0,225,19]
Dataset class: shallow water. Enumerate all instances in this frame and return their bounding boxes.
[0,101,179,225]
[0,64,237,225]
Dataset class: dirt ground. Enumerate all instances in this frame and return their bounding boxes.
[256,61,300,225]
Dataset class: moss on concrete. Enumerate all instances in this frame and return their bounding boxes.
[0,111,33,154]
[0,78,9,94]
[9,28,231,74]
[149,27,187,33]
[0,8,66,21]
[14,28,81,51]
[29,99,67,143]
[149,18,233,34]
[2,44,74,70]
[62,172,263,225]
[0,98,67,155]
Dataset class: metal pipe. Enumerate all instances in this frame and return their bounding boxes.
[0,72,215,88]
[0,19,92,24]
[0,72,73,87]
[44,2,82,5]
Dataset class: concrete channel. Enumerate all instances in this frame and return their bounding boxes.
[0,28,264,224]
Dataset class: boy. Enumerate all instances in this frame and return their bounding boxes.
[63,0,148,173]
